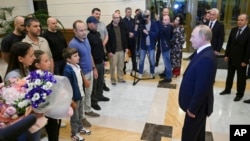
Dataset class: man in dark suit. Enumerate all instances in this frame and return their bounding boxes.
[220,13,250,102]
[179,25,217,141]
[208,8,225,55]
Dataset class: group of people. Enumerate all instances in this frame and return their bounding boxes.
[121,7,186,84]
[199,8,250,103]
[179,8,250,141]
[1,4,250,141]
[0,8,113,141]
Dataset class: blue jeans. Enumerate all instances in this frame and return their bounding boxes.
[139,46,155,74]
[162,50,172,79]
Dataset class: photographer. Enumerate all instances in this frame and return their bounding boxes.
[134,10,159,79]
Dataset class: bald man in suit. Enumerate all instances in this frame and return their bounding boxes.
[220,13,250,102]
[179,25,216,141]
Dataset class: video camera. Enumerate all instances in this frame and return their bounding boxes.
[135,9,149,31]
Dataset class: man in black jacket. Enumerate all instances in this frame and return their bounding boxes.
[220,13,250,102]
[106,12,128,85]
[86,16,110,111]
[208,8,225,55]
[122,7,137,73]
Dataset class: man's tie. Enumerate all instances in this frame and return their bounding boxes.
[236,28,241,39]
[209,22,213,29]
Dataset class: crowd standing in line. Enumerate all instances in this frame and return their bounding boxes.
[2,5,250,141]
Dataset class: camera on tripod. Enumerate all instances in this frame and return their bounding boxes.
[135,9,149,31]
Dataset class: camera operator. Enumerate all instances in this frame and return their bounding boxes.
[134,10,159,79]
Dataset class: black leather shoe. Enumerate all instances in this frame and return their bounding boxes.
[103,83,110,91]
[243,99,250,104]
[159,73,165,78]
[219,90,231,95]
[98,96,110,101]
[159,79,172,83]
[118,80,126,83]
[91,104,101,110]
[234,96,243,102]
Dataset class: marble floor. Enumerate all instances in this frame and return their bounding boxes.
[1,52,250,141]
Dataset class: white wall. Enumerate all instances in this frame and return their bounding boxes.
[0,0,145,28]
[0,0,34,17]
[47,0,145,28]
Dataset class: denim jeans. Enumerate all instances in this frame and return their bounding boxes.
[139,46,155,74]
[162,50,172,79]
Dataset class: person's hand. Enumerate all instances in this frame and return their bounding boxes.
[224,57,229,62]
[143,29,148,35]
[71,101,77,110]
[93,68,98,79]
[129,32,134,38]
[155,14,160,21]
[214,51,219,55]
[108,52,113,58]
[187,109,195,118]
[241,62,247,67]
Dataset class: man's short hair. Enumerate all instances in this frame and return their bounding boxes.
[62,48,78,60]
[92,8,101,14]
[72,20,84,30]
[24,17,39,27]
[125,7,132,12]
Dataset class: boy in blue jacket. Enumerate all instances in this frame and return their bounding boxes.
[62,48,91,141]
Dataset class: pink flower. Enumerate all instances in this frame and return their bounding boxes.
[5,106,17,116]
[0,122,6,128]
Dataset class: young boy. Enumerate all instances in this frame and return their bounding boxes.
[62,48,91,141]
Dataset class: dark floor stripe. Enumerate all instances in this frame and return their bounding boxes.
[141,123,172,141]
[157,83,176,89]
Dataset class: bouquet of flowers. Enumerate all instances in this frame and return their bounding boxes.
[0,70,56,128]
[24,70,56,109]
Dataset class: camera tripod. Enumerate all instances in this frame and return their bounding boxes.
[130,30,155,86]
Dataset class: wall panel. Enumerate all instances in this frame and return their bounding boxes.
[47,0,145,28]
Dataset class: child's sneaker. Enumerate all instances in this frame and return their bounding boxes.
[79,127,91,135]
[71,133,84,141]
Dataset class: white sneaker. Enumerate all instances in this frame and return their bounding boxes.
[150,74,155,79]
[138,74,142,79]
[79,127,91,135]
[77,133,84,140]
[71,133,84,141]
[60,122,67,128]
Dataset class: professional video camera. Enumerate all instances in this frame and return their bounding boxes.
[135,9,149,31]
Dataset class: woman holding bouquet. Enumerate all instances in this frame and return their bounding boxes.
[4,42,42,141]
[30,50,60,141]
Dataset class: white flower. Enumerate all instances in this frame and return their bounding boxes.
[17,100,29,108]
[42,82,52,90]
[27,82,34,88]
[36,70,44,76]
[32,93,40,101]
[42,93,47,99]
[45,82,53,88]
[34,79,42,86]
